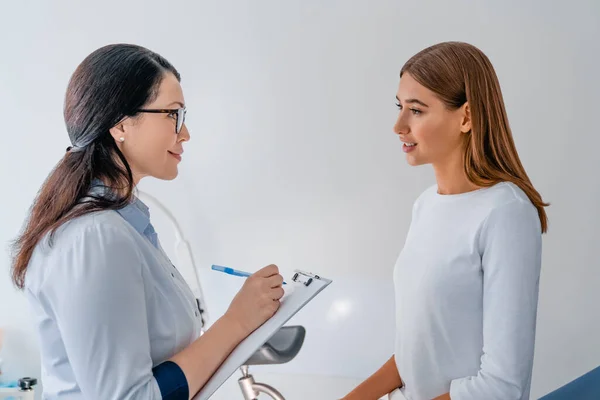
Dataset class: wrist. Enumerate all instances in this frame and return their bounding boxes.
[220,311,249,342]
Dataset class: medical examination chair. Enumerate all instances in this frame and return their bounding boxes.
[538,365,600,400]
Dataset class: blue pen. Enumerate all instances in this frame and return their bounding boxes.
[211,265,286,284]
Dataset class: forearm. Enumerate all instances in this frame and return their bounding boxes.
[169,314,247,399]
[433,393,451,400]
[343,355,403,400]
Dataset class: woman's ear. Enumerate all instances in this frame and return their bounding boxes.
[460,102,472,134]
[109,118,130,144]
[109,123,125,142]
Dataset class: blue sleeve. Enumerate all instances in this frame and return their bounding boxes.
[153,361,189,400]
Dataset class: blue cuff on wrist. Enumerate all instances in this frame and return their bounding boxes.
[152,360,189,400]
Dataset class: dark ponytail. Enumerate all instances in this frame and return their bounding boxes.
[11,44,180,289]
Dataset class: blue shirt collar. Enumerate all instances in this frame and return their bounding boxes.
[115,197,151,237]
[88,180,158,248]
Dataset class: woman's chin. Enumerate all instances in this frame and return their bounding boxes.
[405,154,423,167]
[152,167,179,181]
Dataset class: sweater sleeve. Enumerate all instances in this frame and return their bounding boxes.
[449,199,542,400]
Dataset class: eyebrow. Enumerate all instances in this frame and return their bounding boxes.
[167,101,185,108]
[396,96,429,108]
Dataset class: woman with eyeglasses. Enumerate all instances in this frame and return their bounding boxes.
[10,44,285,400]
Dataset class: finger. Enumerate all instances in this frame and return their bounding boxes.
[270,299,281,314]
[270,286,285,300]
[267,274,284,288]
[255,264,279,278]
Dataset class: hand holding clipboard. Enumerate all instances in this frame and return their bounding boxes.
[194,268,332,400]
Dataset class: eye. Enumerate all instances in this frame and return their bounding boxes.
[396,103,422,115]
[167,111,178,119]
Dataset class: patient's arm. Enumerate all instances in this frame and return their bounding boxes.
[341,355,402,400]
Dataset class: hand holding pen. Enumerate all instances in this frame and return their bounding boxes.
[217,264,285,336]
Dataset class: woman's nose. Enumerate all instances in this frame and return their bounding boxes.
[393,113,409,136]
[179,124,191,142]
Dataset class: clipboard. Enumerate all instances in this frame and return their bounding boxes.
[193,270,332,400]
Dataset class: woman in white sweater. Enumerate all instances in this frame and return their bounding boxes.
[343,41,549,400]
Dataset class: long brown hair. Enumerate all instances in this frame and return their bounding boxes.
[401,41,549,233]
[10,44,180,289]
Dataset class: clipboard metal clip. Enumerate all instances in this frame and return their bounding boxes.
[291,270,321,287]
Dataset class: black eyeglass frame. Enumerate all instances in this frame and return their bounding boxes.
[136,107,187,134]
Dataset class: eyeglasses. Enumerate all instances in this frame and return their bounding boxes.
[136,107,187,134]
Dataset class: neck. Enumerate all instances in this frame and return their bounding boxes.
[133,173,142,187]
[432,153,480,195]
[113,152,144,188]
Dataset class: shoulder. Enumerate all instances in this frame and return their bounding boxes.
[479,182,542,241]
[484,181,532,206]
[484,182,539,221]
[26,210,142,291]
[53,210,139,249]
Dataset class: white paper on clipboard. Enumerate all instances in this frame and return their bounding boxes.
[193,270,332,400]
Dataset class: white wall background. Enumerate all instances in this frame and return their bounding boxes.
[0,1,599,398]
